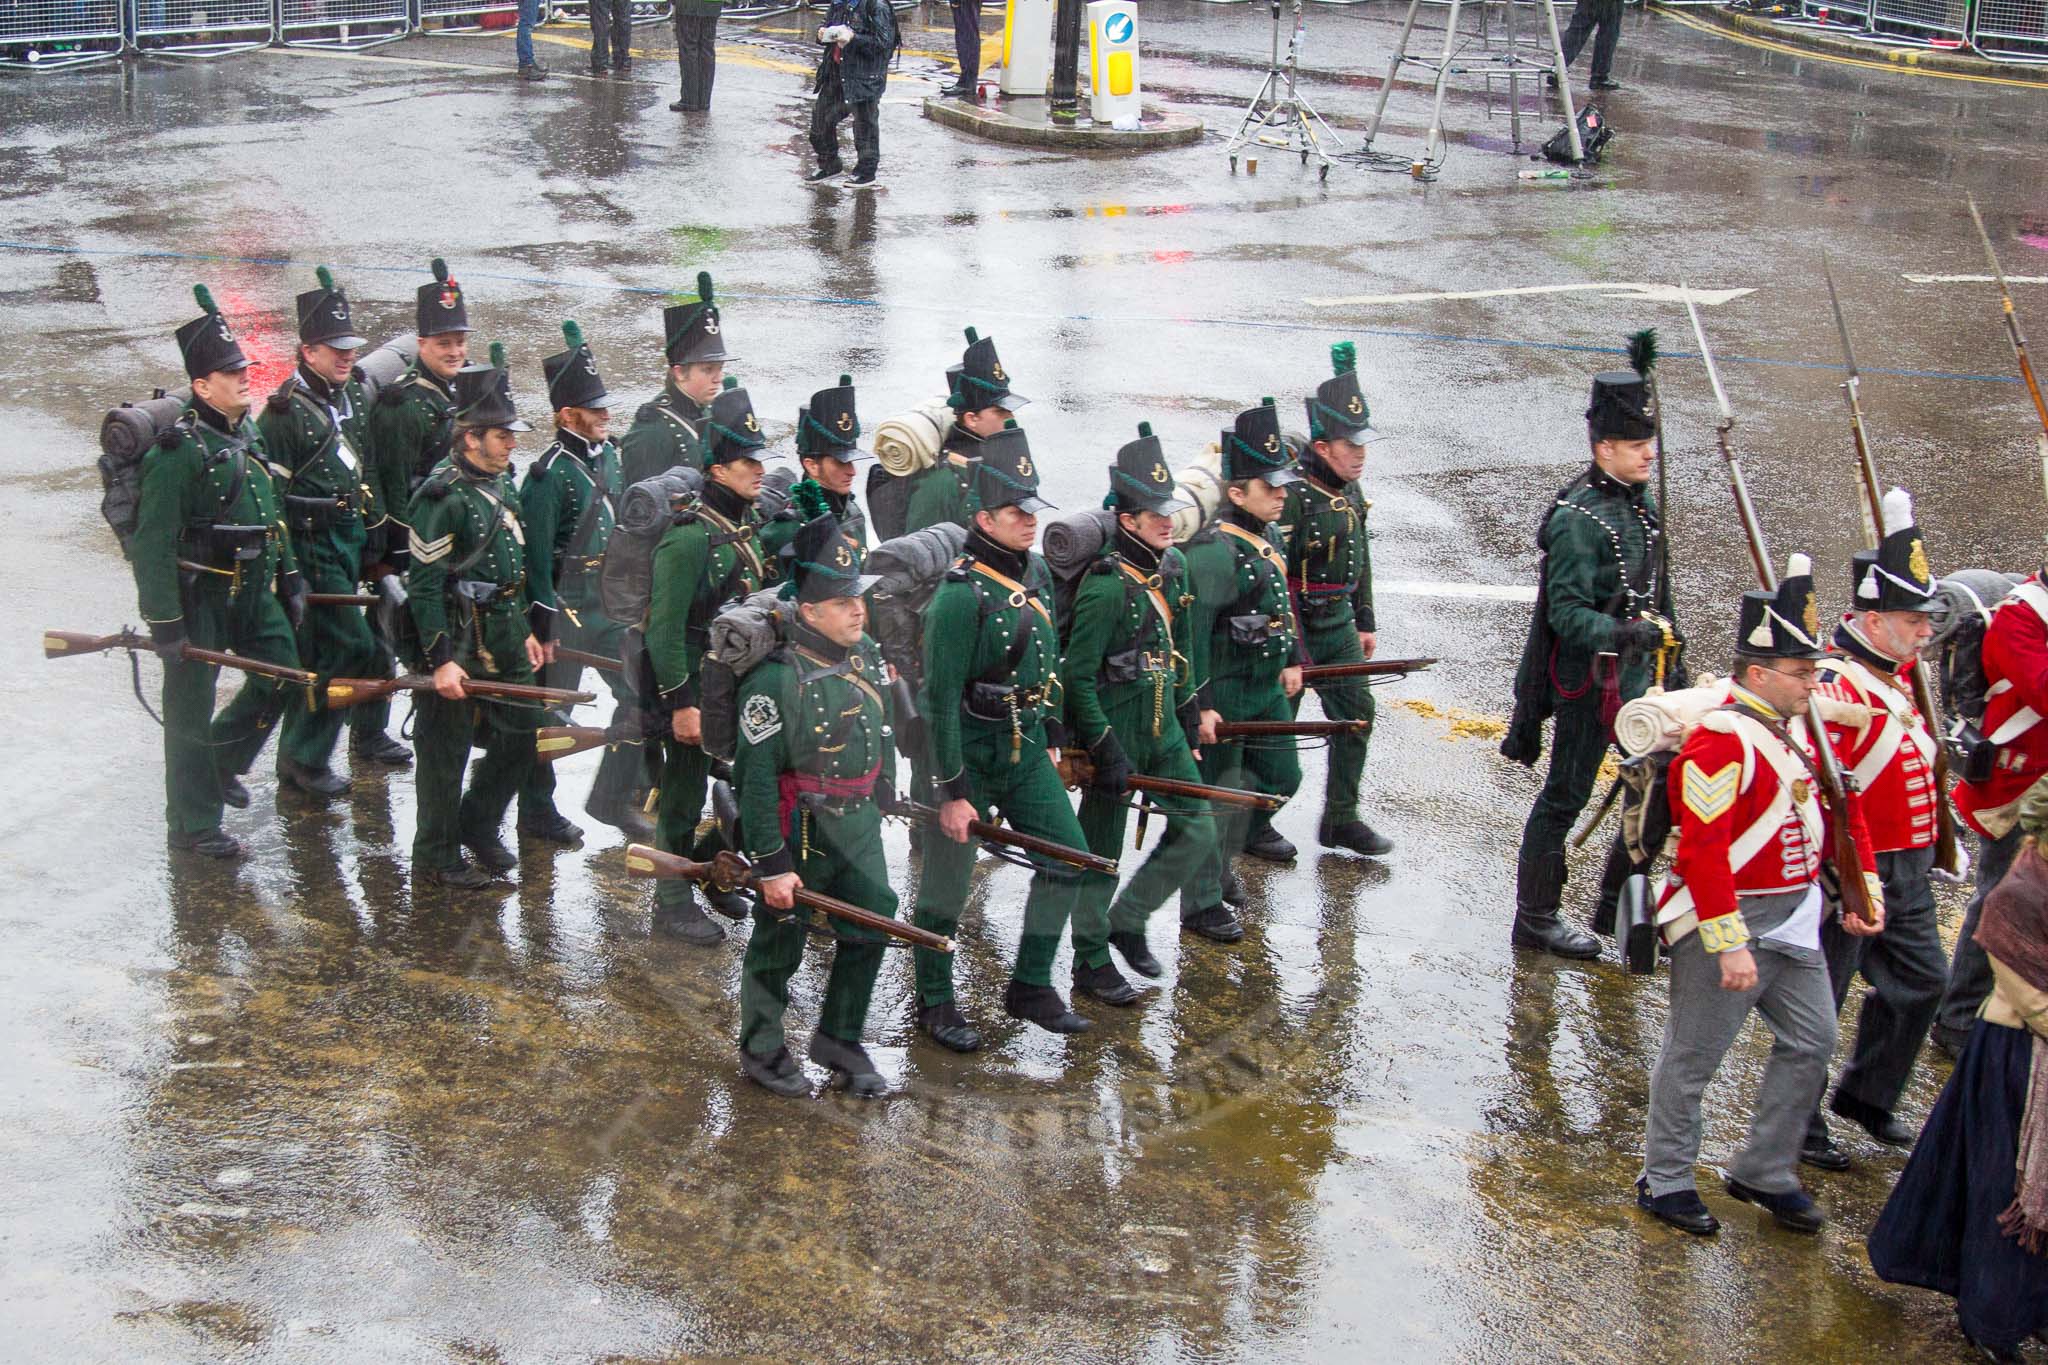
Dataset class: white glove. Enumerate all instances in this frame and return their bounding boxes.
[831,24,855,44]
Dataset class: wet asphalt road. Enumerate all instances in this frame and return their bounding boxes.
[3,5,2047,1359]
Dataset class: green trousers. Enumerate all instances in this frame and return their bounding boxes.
[1073,703,1221,966]
[161,577,303,836]
[740,804,897,1057]
[1516,691,1611,863]
[652,732,718,907]
[286,519,384,769]
[411,603,542,872]
[1292,608,1375,828]
[912,720,1101,1002]
[519,613,643,822]
[1198,676,1303,859]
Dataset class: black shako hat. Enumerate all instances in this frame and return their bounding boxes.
[1306,341,1376,443]
[452,342,531,432]
[1851,486,1940,613]
[702,375,767,465]
[176,284,251,380]
[295,266,367,350]
[1108,422,1193,516]
[1220,398,1302,486]
[797,375,861,461]
[542,319,611,412]
[1586,372,1657,442]
[948,326,1028,413]
[415,257,474,339]
[970,421,1053,515]
[778,484,882,603]
[663,270,735,367]
[1737,553,1827,660]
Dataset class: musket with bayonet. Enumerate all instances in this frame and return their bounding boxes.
[1298,656,1437,684]
[1683,285,1877,925]
[1967,195,2048,452]
[45,627,317,688]
[623,844,954,952]
[1821,255,1965,878]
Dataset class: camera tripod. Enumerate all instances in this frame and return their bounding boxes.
[1223,0,1340,180]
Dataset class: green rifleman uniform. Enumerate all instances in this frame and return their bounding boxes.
[759,375,869,560]
[904,326,1023,535]
[619,271,732,488]
[133,286,305,854]
[732,496,897,1098]
[1064,422,1228,989]
[645,377,770,943]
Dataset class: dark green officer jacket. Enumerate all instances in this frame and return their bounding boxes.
[519,428,621,629]
[904,432,981,535]
[644,480,767,708]
[1281,456,1374,636]
[132,399,297,629]
[405,455,531,669]
[367,361,457,555]
[919,530,1066,799]
[1181,510,1301,709]
[257,367,387,546]
[731,626,895,878]
[761,484,867,562]
[1062,541,1197,750]
[619,378,707,488]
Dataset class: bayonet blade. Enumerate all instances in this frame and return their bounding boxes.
[1968,195,2015,298]
[1681,283,1734,425]
[1822,251,1862,384]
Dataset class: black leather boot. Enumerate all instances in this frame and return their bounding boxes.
[1109,930,1162,978]
[917,1000,984,1052]
[653,896,725,945]
[809,1032,887,1097]
[1511,852,1600,960]
[740,1046,810,1098]
[1073,961,1143,1006]
[1003,980,1092,1034]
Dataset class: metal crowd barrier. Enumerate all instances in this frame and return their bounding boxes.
[417,0,519,33]
[547,0,673,24]
[1972,0,2048,59]
[1793,0,1873,32]
[1869,0,1968,43]
[0,0,126,66]
[130,0,276,53]
[277,0,409,46]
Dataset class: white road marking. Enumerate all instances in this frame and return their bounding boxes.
[1378,580,1537,603]
[1902,273,2048,285]
[1303,283,1754,308]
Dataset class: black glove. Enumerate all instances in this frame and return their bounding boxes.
[1177,696,1204,751]
[149,619,187,662]
[1087,731,1133,796]
[528,603,554,644]
[280,570,308,631]
[1617,617,1668,653]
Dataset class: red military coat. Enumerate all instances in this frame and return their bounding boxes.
[1956,574,2048,840]
[1818,641,1938,855]
[1658,690,1877,952]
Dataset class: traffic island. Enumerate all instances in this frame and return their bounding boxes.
[921,94,1204,152]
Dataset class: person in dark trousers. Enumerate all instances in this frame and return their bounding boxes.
[1554,0,1623,91]
[515,0,548,81]
[670,0,718,111]
[588,0,631,74]
[939,0,980,98]
[806,0,897,187]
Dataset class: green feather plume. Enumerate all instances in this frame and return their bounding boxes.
[1260,395,1275,407]
[722,375,739,391]
[489,341,506,369]
[1330,341,1356,376]
[838,373,852,387]
[964,326,979,344]
[791,478,830,521]
[431,256,450,283]
[1137,420,1153,438]
[563,319,585,350]
[696,270,713,304]
[316,265,335,292]
[193,284,216,314]
[1626,328,1658,379]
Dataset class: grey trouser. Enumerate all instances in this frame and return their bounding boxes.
[1643,890,1837,1197]
[1808,844,1946,1141]
[1936,824,2022,1037]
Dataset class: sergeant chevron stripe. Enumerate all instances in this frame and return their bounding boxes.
[1682,761,1740,824]
[410,529,454,563]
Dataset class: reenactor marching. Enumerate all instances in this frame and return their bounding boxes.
[1637,559,1880,1238]
[1502,360,1679,961]
[1287,343,1392,859]
[403,349,547,890]
[133,286,306,858]
[1062,425,1225,992]
[732,507,895,1097]
[620,271,731,487]
[257,265,404,798]
[904,327,1021,535]
[1802,492,1950,1169]
[644,378,771,942]
[515,320,643,844]
[761,375,869,559]
[1182,398,1305,929]
[911,423,1104,1047]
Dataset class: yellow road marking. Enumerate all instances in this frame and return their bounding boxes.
[1653,5,2048,88]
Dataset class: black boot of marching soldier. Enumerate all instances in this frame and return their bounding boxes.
[1512,851,1602,960]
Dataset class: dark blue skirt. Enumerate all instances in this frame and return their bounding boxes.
[1869,1019,2048,1349]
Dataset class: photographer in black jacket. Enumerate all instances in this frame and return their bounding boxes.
[805,0,899,188]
